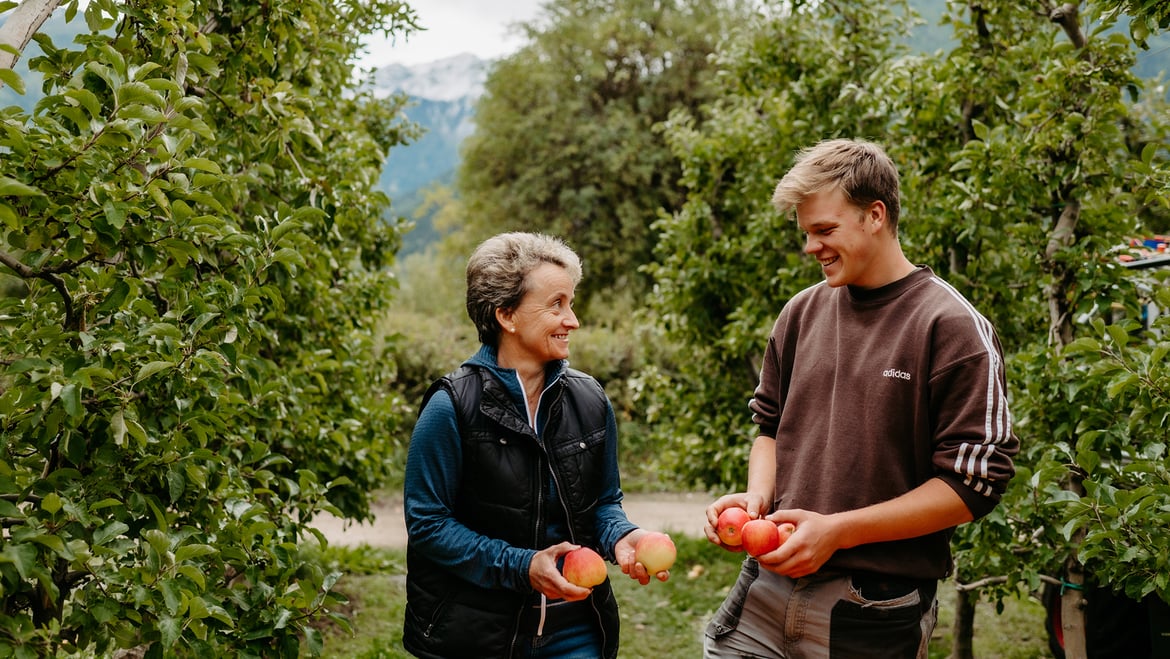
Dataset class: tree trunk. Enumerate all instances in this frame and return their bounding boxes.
[0,0,61,77]
[1059,475,1089,658]
[951,588,977,659]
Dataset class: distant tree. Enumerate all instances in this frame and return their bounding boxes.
[457,0,753,309]
[0,0,419,655]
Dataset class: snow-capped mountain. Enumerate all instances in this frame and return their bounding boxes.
[372,53,489,102]
[370,54,491,253]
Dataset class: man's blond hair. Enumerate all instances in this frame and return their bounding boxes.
[772,138,901,233]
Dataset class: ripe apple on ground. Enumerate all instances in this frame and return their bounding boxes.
[741,519,780,557]
[634,532,677,574]
[715,507,751,546]
[562,547,607,588]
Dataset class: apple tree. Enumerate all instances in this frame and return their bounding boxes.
[0,0,419,655]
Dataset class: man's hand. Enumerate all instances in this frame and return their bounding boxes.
[753,509,841,577]
[703,492,771,550]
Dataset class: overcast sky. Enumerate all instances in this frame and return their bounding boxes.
[363,0,545,67]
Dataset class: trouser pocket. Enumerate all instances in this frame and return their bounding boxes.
[705,557,760,640]
[829,573,936,658]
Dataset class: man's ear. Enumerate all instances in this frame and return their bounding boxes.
[867,200,888,233]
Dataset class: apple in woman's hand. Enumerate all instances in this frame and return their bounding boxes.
[635,532,676,573]
[562,547,607,588]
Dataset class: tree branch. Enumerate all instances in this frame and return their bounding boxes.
[0,0,63,80]
[1049,3,1087,51]
[0,249,77,330]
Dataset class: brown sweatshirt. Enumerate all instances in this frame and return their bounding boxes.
[750,266,1019,579]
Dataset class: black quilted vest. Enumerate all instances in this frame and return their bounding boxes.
[402,364,621,659]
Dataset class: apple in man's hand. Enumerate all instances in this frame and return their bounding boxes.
[562,547,607,588]
[715,507,751,546]
[740,519,781,557]
[634,532,676,574]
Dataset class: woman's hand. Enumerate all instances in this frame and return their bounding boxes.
[528,542,593,601]
[615,530,670,585]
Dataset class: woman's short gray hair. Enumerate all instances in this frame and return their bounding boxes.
[466,232,582,347]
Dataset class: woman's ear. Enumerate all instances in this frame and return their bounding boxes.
[495,307,514,334]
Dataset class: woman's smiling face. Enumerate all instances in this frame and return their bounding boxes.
[502,262,579,364]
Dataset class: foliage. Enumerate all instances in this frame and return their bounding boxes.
[0,0,419,655]
[1019,279,1170,604]
[457,0,754,310]
[899,0,1170,611]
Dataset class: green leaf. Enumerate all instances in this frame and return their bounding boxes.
[0,544,38,579]
[0,177,43,196]
[110,409,127,446]
[159,615,182,648]
[8,358,51,374]
[94,521,130,546]
[42,492,63,514]
[143,529,170,557]
[166,468,185,503]
[115,81,164,109]
[971,119,989,141]
[135,361,175,383]
[0,498,22,518]
[177,564,206,590]
[30,534,66,553]
[159,578,182,615]
[174,544,218,563]
[59,384,83,418]
[0,68,25,95]
[182,157,221,174]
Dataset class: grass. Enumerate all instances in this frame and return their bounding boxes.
[310,536,1053,658]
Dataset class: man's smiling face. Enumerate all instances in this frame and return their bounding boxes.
[796,187,885,289]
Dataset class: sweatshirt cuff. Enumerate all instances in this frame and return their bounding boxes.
[937,472,1000,520]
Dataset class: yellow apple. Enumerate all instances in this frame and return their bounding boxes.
[634,532,677,573]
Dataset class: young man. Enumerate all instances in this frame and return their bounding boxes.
[703,139,1019,658]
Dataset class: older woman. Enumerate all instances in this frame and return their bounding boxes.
[402,232,666,659]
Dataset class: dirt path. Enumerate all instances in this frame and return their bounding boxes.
[311,491,712,548]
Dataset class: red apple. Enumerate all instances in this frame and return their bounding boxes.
[562,547,607,588]
[715,507,751,546]
[634,532,677,574]
[777,522,796,544]
[741,519,781,557]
